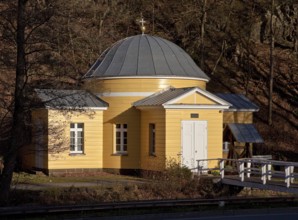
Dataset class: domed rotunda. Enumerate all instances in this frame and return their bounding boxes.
[82,33,256,172]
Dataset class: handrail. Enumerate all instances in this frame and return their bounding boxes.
[196,158,298,188]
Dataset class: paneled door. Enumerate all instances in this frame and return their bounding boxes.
[181,121,207,171]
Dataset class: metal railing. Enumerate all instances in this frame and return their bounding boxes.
[196,158,298,188]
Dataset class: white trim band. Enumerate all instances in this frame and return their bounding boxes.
[97,92,154,97]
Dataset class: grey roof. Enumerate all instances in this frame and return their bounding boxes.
[35,89,108,109]
[227,123,264,143]
[133,87,195,106]
[84,34,209,81]
[215,93,259,111]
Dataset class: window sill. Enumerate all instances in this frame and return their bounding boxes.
[112,153,128,156]
[149,153,157,157]
[69,153,85,156]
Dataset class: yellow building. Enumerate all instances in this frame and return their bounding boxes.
[23,34,263,175]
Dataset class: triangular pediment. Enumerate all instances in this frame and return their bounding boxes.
[133,87,231,110]
[171,91,218,105]
[164,87,231,107]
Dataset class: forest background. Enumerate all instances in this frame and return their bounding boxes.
[0,0,297,200]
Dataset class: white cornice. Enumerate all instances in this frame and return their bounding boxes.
[163,104,230,110]
[45,106,108,110]
[83,76,209,82]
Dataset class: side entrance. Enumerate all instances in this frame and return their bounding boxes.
[181,120,208,171]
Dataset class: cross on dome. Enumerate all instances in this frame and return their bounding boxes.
[138,17,146,35]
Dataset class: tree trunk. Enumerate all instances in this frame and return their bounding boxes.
[0,0,28,203]
[200,0,207,70]
[268,0,275,126]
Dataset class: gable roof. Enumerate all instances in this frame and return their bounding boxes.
[133,87,231,109]
[35,89,108,110]
[227,123,264,143]
[215,93,259,112]
[83,35,209,81]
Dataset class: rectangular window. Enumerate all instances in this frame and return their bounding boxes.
[115,124,128,153]
[223,141,229,152]
[70,123,84,153]
[149,123,156,155]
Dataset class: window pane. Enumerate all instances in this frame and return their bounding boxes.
[115,124,128,152]
[70,143,75,151]
[77,142,82,151]
[70,123,84,153]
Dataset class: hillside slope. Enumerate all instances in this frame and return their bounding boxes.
[0,0,297,160]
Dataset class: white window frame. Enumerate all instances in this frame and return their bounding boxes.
[70,123,84,154]
[149,123,156,156]
[115,124,127,153]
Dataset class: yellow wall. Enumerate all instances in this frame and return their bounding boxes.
[165,109,223,168]
[99,96,141,169]
[21,109,49,170]
[223,112,253,124]
[139,108,166,171]
[83,77,207,170]
[175,92,217,105]
[47,109,104,170]
[84,78,206,93]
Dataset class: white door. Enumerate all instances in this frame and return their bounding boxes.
[181,121,207,171]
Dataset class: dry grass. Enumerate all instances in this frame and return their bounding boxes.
[12,171,141,184]
[9,163,292,206]
[9,164,207,206]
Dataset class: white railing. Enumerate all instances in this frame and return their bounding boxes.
[196,158,298,188]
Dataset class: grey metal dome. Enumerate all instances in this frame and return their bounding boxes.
[84,34,209,81]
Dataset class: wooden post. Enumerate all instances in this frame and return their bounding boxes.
[246,159,251,178]
[220,159,225,179]
[285,166,290,188]
[239,161,245,182]
[290,166,294,184]
[267,163,272,180]
[261,163,267,184]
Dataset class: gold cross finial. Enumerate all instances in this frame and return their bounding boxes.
[138,16,146,35]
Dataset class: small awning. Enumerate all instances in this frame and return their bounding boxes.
[227,123,264,143]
